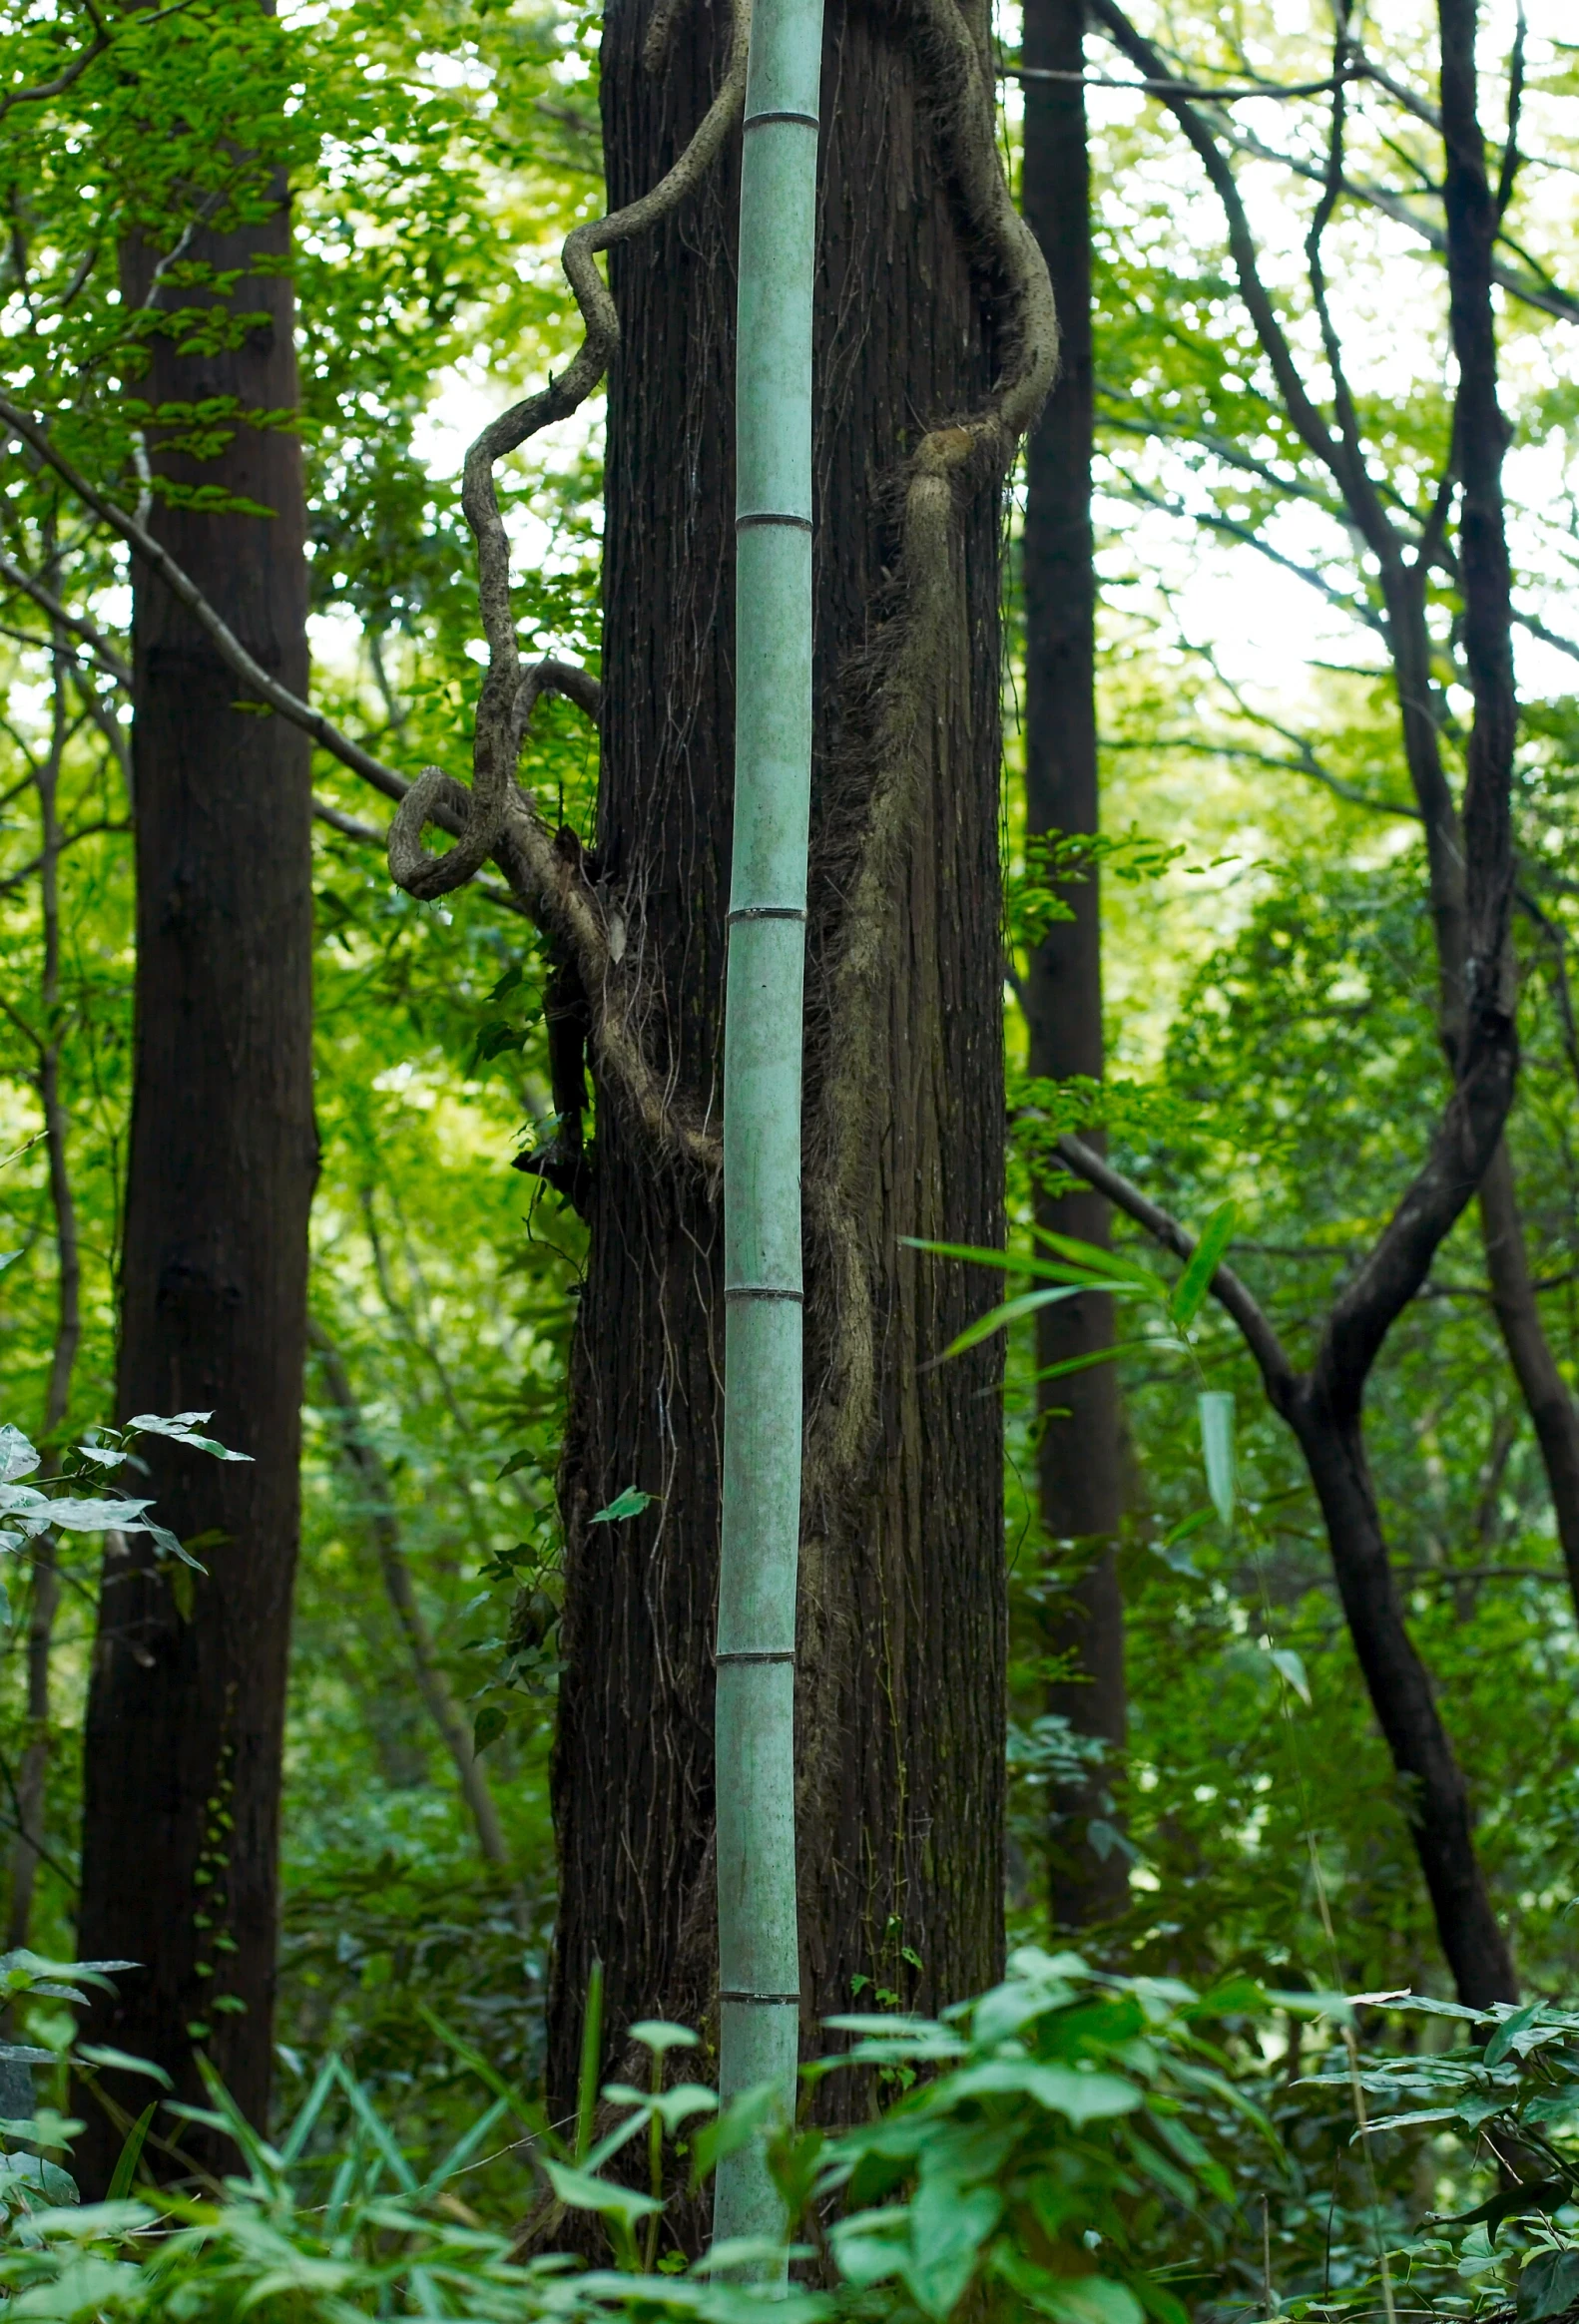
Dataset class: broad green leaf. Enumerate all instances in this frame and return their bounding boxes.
[629,2020,700,2053]
[472,1704,508,1753]
[1520,2248,1579,2322]
[1197,1392,1237,1529]
[126,1412,252,1461]
[0,1427,39,1484]
[1268,1646,1311,1705]
[544,2157,663,2223]
[903,2179,1001,2319]
[941,2058,1142,2124]
[1485,2000,1543,2068]
[1168,1199,1238,1327]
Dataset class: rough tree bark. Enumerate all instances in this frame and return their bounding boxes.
[1019,0,1127,1931]
[548,0,1016,2110]
[74,188,315,2191]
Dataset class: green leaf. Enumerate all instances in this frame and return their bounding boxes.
[544,2157,663,2224]
[106,2102,159,2200]
[941,2058,1142,2124]
[942,1284,1090,1359]
[1485,2001,1543,2068]
[1169,1199,1238,1326]
[1519,2248,1579,2322]
[472,1704,509,1753]
[629,2021,700,2054]
[1198,1391,1237,1529]
[590,1487,655,1524]
[1030,1226,1168,1294]
[1031,1337,1161,1384]
[0,1428,39,1485]
[126,1413,251,1462]
[903,2179,1001,2319]
[907,1237,1126,1289]
[1268,1646,1311,1705]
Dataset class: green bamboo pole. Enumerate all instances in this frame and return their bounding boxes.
[713,0,823,2255]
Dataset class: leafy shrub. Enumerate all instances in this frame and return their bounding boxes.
[0,1948,1293,2322]
[1304,1995,1579,2324]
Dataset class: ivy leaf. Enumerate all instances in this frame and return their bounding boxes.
[590,1487,655,1524]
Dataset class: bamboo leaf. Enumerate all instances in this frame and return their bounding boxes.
[940,1284,1089,1360]
[1030,1225,1169,1293]
[906,1236,1120,1288]
[1031,1337,1163,1384]
[1198,1392,1237,1529]
[1169,1199,1238,1327]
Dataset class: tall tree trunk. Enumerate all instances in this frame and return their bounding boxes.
[74,186,315,2192]
[9,632,80,1954]
[1019,0,1127,1931]
[550,0,1009,2114]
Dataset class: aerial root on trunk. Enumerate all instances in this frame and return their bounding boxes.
[386,0,751,1183]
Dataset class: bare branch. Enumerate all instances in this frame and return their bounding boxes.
[1053,1133,1298,1400]
[0,395,414,803]
[1002,62,1361,100]
[0,555,131,686]
[1207,114,1579,327]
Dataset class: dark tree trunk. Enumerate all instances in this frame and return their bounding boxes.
[549,0,1006,2117]
[1288,1395,1516,2007]
[1019,0,1126,1931]
[74,191,315,2191]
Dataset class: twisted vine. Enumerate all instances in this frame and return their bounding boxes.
[385,0,752,1178]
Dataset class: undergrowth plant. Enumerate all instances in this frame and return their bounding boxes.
[0,1948,1310,2322]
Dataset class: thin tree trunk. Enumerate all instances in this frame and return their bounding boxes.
[1019,0,1127,1932]
[74,178,316,2192]
[308,1325,521,1889]
[1070,0,1522,2004]
[1060,1131,1520,2008]
[9,632,79,1953]
[1374,570,1579,1627]
[1288,1397,1516,2007]
[550,0,1009,2116]
[1476,1142,1579,1609]
[1092,0,1579,1638]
